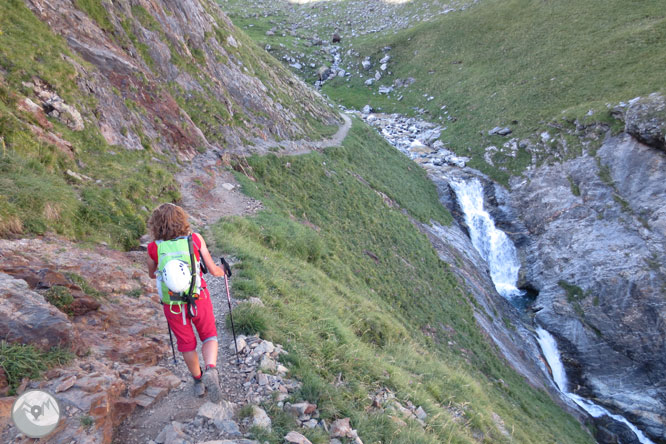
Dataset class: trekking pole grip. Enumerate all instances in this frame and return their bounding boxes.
[220,257,232,277]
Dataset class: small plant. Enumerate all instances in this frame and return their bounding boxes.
[45,285,75,315]
[127,288,142,298]
[65,272,105,300]
[80,415,94,428]
[558,280,586,303]
[567,175,581,197]
[238,404,254,419]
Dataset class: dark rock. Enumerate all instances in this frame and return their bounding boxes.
[594,415,641,444]
[332,33,341,43]
[625,93,666,151]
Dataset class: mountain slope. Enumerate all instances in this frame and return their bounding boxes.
[0,0,339,247]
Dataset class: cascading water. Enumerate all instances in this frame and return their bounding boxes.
[536,328,655,444]
[449,179,524,302]
[450,177,655,444]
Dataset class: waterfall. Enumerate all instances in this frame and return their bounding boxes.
[450,178,655,444]
[449,179,524,301]
[536,328,655,444]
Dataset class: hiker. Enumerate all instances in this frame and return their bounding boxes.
[146,203,226,401]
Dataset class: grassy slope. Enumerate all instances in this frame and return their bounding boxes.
[322,0,666,181]
[212,121,593,444]
[0,0,182,248]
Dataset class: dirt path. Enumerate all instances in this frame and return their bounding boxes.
[176,112,352,227]
[113,272,250,444]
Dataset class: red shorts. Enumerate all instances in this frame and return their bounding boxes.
[163,291,217,353]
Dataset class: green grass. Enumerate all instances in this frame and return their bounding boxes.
[75,0,114,33]
[45,286,75,316]
[558,280,586,303]
[212,122,593,444]
[320,0,666,182]
[0,1,182,249]
[0,341,73,395]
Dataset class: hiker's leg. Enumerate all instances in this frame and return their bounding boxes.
[164,305,199,373]
[202,338,218,367]
[183,350,202,377]
[192,294,218,368]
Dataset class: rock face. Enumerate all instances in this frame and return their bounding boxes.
[508,133,666,441]
[0,237,178,444]
[22,0,339,158]
[624,93,666,152]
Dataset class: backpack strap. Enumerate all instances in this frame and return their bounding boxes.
[185,234,198,318]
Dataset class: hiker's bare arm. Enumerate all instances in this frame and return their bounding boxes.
[148,257,157,279]
[195,233,225,277]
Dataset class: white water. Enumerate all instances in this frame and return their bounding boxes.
[536,328,655,444]
[450,178,655,444]
[449,179,524,301]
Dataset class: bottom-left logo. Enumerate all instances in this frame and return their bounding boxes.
[11,390,62,438]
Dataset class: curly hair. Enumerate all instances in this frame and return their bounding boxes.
[148,203,191,241]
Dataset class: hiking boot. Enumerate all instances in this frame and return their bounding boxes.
[193,377,205,397]
[202,366,221,403]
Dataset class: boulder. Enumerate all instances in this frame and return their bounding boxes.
[625,93,666,151]
[0,272,81,352]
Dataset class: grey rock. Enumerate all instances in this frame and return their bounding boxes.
[197,401,235,422]
[0,273,82,353]
[509,133,666,440]
[625,93,666,151]
[212,419,242,437]
[364,79,375,86]
[251,406,271,430]
[361,105,373,114]
[361,59,371,70]
[488,126,512,136]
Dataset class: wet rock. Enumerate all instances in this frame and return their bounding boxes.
[625,93,666,151]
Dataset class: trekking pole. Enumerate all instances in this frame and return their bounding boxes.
[221,257,240,366]
[167,324,177,364]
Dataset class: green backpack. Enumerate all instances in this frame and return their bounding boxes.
[156,235,202,310]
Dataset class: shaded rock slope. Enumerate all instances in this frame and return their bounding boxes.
[503,99,666,441]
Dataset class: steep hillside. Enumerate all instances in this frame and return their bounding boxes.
[210,121,594,444]
[0,0,339,248]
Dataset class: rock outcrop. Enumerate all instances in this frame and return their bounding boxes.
[624,93,666,152]
[508,132,666,441]
[0,237,179,443]
[22,0,339,158]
